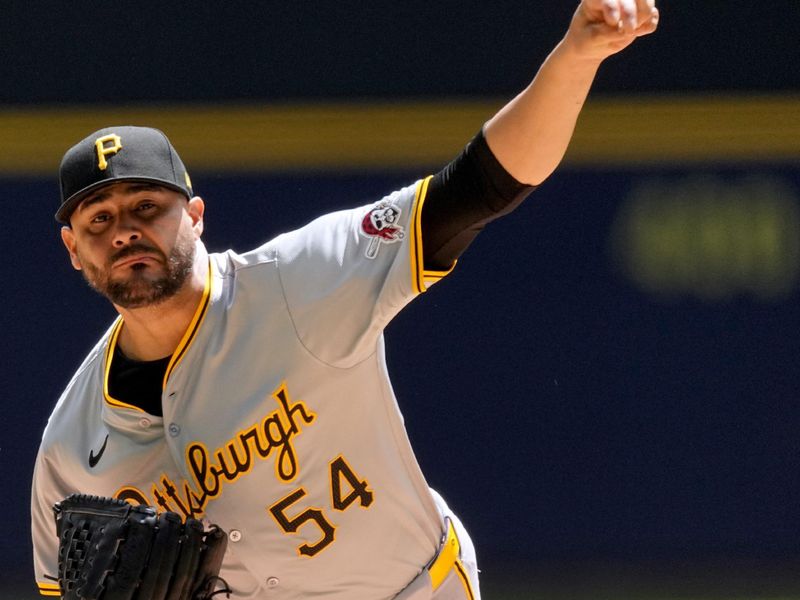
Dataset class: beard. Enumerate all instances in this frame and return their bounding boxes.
[79,233,196,309]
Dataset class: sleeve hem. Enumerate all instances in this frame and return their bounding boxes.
[37,581,60,596]
[410,175,457,293]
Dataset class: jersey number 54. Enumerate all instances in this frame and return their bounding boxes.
[268,455,374,557]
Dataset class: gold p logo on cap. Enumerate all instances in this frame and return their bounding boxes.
[94,134,123,170]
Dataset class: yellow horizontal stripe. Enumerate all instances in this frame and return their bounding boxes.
[0,94,797,175]
[423,264,455,279]
[37,583,59,590]
[37,582,60,596]
[570,94,800,166]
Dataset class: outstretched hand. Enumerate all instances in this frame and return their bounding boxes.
[483,0,661,185]
[565,0,659,62]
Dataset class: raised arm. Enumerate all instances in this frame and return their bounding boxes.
[421,1,659,270]
[484,0,659,185]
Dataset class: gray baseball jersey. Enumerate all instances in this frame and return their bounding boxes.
[32,178,479,599]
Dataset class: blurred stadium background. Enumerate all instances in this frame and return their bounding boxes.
[2,2,799,598]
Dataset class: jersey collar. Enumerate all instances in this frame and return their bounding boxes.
[102,258,213,412]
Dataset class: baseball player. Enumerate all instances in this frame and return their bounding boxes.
[31,2,659,598]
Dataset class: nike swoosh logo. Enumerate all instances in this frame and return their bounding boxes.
[88,434,109,468]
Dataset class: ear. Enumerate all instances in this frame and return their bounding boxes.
[60,226,82,270]
[187,196,205,238]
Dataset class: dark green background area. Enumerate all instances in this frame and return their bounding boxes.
[1,1,797,104]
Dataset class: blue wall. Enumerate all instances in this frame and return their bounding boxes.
[4,164,799,594]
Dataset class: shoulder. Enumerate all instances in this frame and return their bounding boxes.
[209,245,278,277]
[277,181,424,264]
[210,181,424,274]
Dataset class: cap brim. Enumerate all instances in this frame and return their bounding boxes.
[56,177,191,224]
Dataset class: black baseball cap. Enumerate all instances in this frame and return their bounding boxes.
[56,126,193,224]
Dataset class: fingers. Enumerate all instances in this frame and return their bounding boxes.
[591,0,657,33]
[631,0,659,37]
[619,0,638,32]
[634,6,659,37]
[572,0,659,59]
[597,0,621,28]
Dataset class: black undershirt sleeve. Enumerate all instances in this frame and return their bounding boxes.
[421,129,537,270]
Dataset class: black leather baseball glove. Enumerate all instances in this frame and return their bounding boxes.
[53,494,230,600]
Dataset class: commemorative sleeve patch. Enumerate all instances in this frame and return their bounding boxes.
[360,201,405,259]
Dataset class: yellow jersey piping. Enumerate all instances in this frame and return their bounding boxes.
[163,262,212,386]
[37,582,60,597]
[102,319,133,410]
[454,559,476,600]
[427,519,476,598]
[409,176,456,294]
[102,260,213,411]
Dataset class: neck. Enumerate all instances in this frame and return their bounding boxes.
[114,244,209,361]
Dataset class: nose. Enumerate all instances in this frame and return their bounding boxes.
[112,213,142,248]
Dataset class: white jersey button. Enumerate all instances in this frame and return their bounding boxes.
[168,423,181,437]
[266,577,280,588]
[138,417,151,429]
[228,529,242,542]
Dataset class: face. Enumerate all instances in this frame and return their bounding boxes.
[61,182,205,309]
[370,207,399,230]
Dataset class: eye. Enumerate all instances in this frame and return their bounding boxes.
[135,201,157,211]
[90,213,111,224]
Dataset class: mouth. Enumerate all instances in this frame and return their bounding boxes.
[113,254,158,270]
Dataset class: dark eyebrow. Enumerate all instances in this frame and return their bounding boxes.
[79,183,168,213]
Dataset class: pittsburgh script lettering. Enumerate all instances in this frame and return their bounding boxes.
[115,382,316,520]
